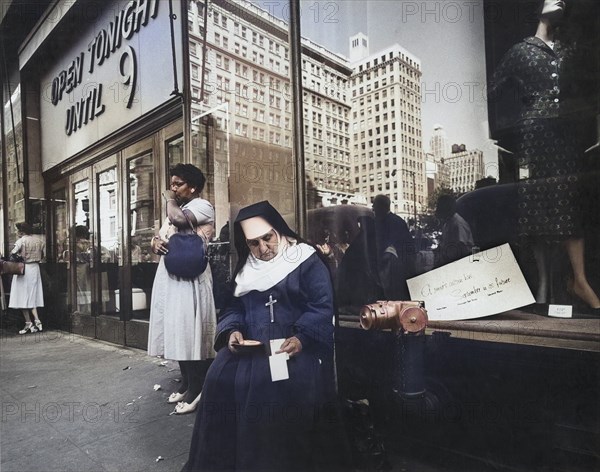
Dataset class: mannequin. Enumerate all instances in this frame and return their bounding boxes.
[490,0,600,313]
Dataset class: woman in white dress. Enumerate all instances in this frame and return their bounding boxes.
[148,164,217,414]
[9,222,45,334]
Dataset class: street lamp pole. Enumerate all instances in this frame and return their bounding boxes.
[412,170,417,223]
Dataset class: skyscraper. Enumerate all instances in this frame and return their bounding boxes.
[349,35,425,219]
[188,0,354,208]
[445,144,484,194]
[429,124,451,189]
[430,124,449,161]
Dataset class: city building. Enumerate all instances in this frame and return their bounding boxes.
[427,124,451,190]
[429,124,449,161]
[1,0,188,346]
[349,32,369,63]
[0,0,359,347]
[187,0,355,209]
[445,144,485,194]
[2,3,598,468]
[425,156,439,198]
[349,33,425,219]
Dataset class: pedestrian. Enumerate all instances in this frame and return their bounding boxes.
[336,215,383,306]
[9,222,45,334]
[73,225,93,313]
[182,200,337,471]
[148,164,217,414]
[434,194,474,267]
[315,227,344,281]
[372,194,414,299]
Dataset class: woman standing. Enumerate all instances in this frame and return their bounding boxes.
[148,164,216,414]
[9,222,45,334]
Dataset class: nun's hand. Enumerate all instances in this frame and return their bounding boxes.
[277,336,302,357]
[228,331,244,354]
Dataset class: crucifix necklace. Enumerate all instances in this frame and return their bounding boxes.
[265,294,278,323]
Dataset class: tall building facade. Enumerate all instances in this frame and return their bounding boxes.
[445,145,484,194]
[2,90,26,238]
[349,32,369,63]
[349,35,425,219]
[428,124,451,189]
[429,124,449,160]
[188,0,354,208]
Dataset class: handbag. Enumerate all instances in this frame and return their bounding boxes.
[0,258,25,276]
[163,213,208,279]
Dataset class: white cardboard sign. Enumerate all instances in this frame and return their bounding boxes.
[548,304,572,318]
[407,244,534,321]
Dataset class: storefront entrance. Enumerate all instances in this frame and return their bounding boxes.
[47,123,183,349]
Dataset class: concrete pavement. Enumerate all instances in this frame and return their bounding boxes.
[0,327,512,472]
[1,328,195,472]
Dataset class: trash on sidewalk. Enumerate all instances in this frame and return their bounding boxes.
[155,456,164,462]
[123,366,131,370]
[27,385,37,389]
[153,384,161,391]
[159,361,169,366]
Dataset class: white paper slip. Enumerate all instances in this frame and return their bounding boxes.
[269,338,286,356]
[269,353,289,382]
[548,304,572,318]
[407,243,535,321]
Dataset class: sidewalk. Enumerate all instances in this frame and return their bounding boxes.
[0,328,195,472]
[0,328,511,472]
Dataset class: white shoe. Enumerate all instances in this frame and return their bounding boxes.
[167,392,186,404]
[34,320,43,332]
[174,393,202,415]
[19,322,35,335]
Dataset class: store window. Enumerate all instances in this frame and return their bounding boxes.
[73,180,92,315]
[185,0,599,319]
[3,84,25,247]
[167,136,185,170]
[128,153,156,320]
[48,186,70,327]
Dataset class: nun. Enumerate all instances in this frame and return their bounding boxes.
[183,200,336,471]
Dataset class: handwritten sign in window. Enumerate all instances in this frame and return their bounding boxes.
[407,244,534,321]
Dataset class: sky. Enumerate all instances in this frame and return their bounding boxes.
[250,0,498,177]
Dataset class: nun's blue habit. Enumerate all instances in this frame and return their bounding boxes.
[183,201,336,471]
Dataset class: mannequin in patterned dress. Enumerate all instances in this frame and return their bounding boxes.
[491,0,599,312]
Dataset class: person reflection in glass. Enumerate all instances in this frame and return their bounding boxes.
[434,194,474,268]
[336,215,383,306]
[74,225,92,314]
[372,195,414,300]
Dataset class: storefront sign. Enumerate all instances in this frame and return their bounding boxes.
[407,244,535,321]
[39,0,182,170]
[49,1,157,135]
